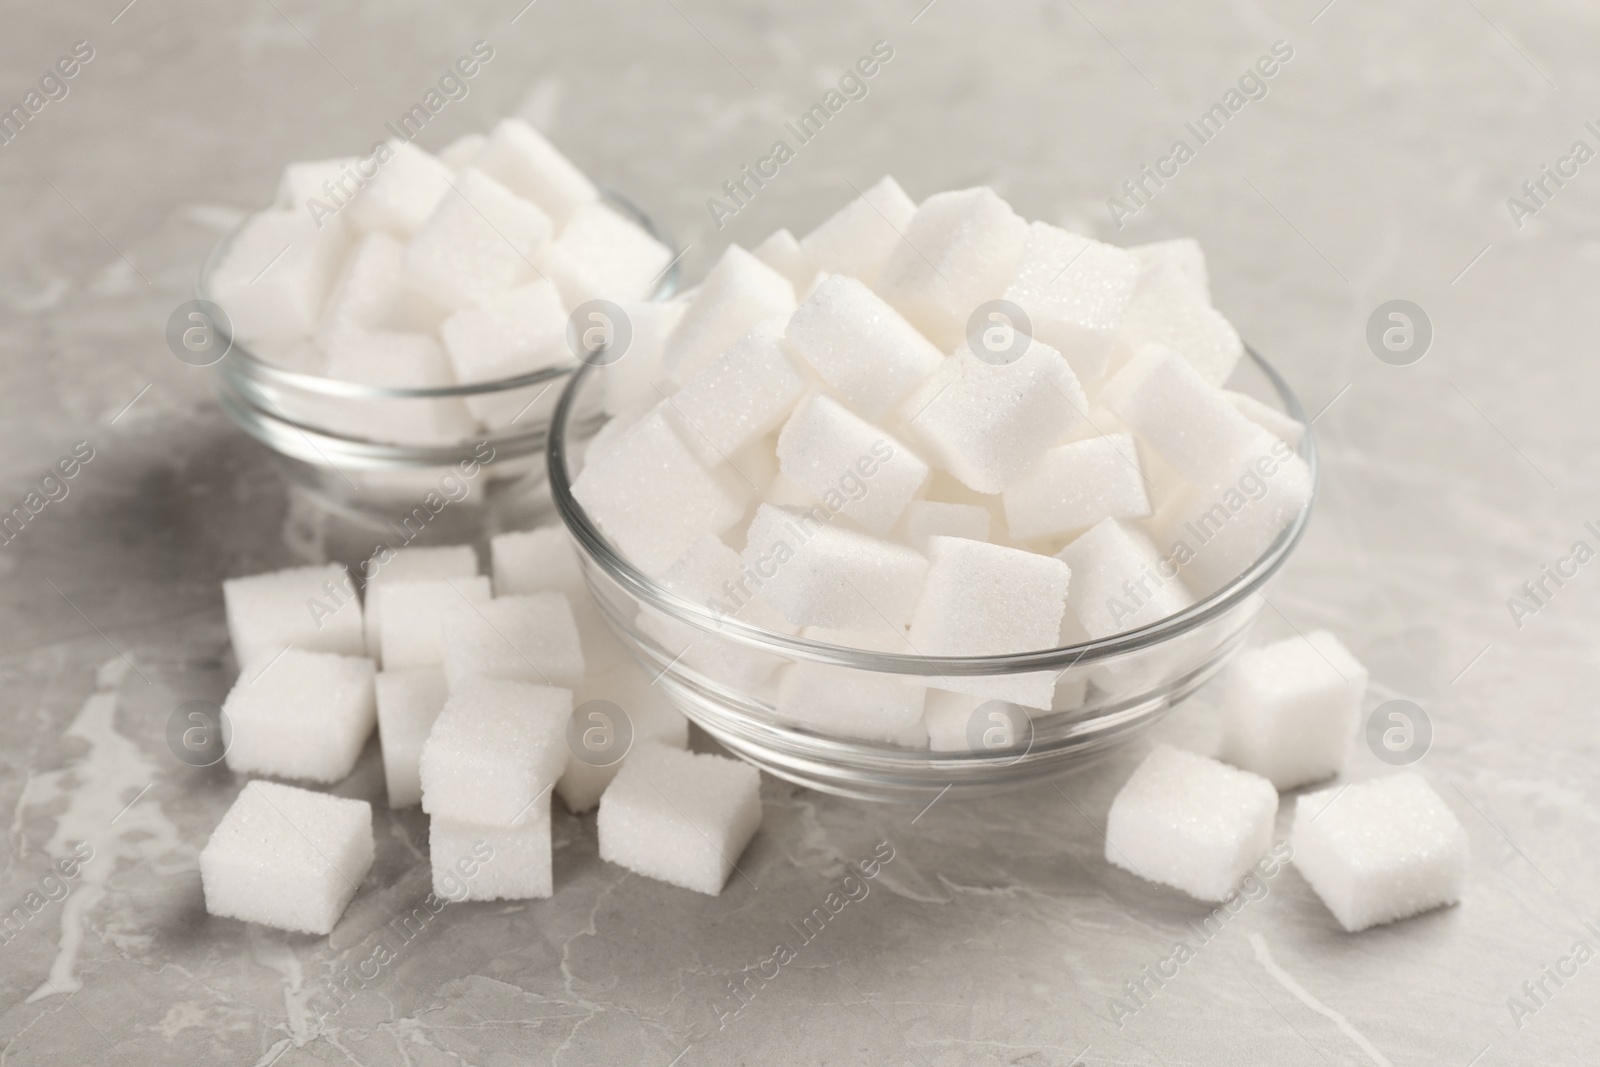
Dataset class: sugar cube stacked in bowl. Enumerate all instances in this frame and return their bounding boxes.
[200,119,678,524]
[548,178,1317,803]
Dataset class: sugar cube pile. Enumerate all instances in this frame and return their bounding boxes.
[572,178,1311,729]
[207,118,675,441]
[204,520,769,934]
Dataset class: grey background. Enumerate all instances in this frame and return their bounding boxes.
[2,0,1597,1064]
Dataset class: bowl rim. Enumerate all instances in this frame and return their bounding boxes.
[548,343,1318,677]
[197,188,680,401]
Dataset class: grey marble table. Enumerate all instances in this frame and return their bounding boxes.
[2,1,1597,1064]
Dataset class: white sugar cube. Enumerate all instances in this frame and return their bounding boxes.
[318,231,449,343]
[597,743,762,895]
[874,186,1029,351]
[743,504,929,629]
[405,167,553,310]
[1105,745,1279,902]
[1293,775,1468,932]
[798,175,917,285]
[1220,630,1368,790]
[439,279,570,424]
[1056,519,1194,638]
[901,339,1088,494]
[1161,436,1312,596]
[208,208,347,345]
[439,133,486,171]
[1003,223,1140,386]
[907,536,1070,709]
[1224,389,1305,448]
[375,666,448,807]
[491,525,585,597]
[1113,288,1243,386]
[557,646,691,814]
[900,500,991,552]
[661,245,796,385]
[323,330,456,387]
[430,801,552,901]
[784,274,944,419]
[200,780,373,935]
[922,690,988,752]
[1004,433,1152,541]
[636,533,795,690]
[419,678,573,825]
[602,300,687,415]
[223,649,376,784]
[362,545,480,660]
[474,117,599,225]
[537,201,673,305]
[1102,344,1264,487]
[664,320,808,466]
[572,408,746,577]
[223,563,365,668]
[379,576,492,669]
[775,628,928,746]
[775,393,928,535]
[440,592,586,692]
[752,227,818,290]
[275,156,359,211]
[346,141,455,237]
[1129,238,1210,306]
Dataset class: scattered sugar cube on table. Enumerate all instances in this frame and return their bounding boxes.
[491,525,585,598]
[379,576,493,670]
[200,780,373,935]
[1104,745,1279,902]
[362,544,481,660]
[440,592,586,692]
[1220,630,1368,790]
[222,649,376,784]
[907,536,1071,709]
[557,650,691,814]
[419,678,572,826]
[1292,774,1468,932]
[430,796,553,902]
[223,563,365,668]
[598,743,762,895]
[375,665,448,808]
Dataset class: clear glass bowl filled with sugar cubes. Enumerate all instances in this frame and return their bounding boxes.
[549,340,1316,805]
[198,122,680,531]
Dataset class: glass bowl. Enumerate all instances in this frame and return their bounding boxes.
[200,194,677,532]
[549,346,1316,804]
